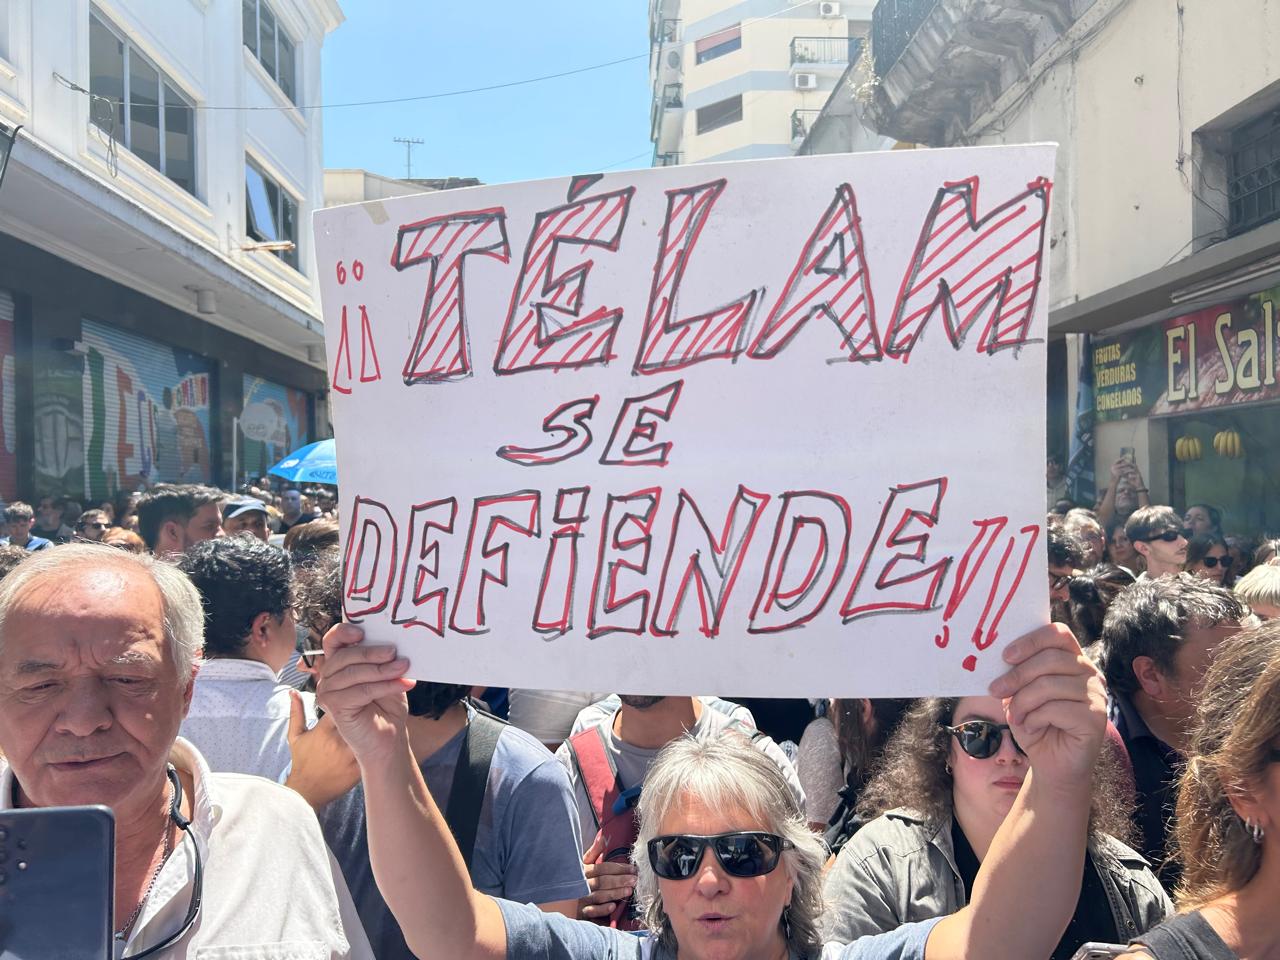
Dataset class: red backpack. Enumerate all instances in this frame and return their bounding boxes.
[564,725,644,930]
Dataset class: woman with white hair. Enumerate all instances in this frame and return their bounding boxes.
[317,621,1111,960]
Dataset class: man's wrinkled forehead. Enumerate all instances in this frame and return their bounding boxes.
[2,563,166,650]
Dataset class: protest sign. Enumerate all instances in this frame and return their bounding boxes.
[313,144,1055,696]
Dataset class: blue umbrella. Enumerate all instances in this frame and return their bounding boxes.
[268,438,338,485]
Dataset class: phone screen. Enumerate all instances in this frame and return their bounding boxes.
[0,805,114,960]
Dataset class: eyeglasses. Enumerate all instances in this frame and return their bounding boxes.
[298,648,324,670]
[78,522,106,531]
[943,720,1025,759]
[647,831,791,880]
[1199,556,1231,569]
[1049,573,1073,592]
[1139,529,1192,543]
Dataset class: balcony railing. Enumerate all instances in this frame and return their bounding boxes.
[791,109,822,142]
[654,151,684,167]
[790,35,860,67]
[660,18,681,42]
[871,0,938,79]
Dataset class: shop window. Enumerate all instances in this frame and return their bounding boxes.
[1228,110,1280,236]
[89,11,199,197]
[245,158,300,271]
[696,95,743,135]
[243,0,297,104]
[696,24,742,64]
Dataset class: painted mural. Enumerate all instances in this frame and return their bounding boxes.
[240,374,309,481]
[33,351,85,499]
[81,320,214,499]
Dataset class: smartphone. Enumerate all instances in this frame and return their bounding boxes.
[1069,943,1129,960]
[0,805,115,960]
[1119,446,1136,462]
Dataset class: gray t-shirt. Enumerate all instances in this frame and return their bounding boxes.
[320,708,589,959]
[498,898,940,960]
[797,714,844,825]
[555,704,806,846]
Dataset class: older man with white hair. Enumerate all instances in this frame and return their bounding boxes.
[0,543,372,958]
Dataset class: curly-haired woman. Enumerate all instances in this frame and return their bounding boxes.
[822,694,1171,958]
[1126,624,1280,959]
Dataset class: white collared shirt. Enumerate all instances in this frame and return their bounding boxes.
[0,738,373,959]
[180,657,317,783]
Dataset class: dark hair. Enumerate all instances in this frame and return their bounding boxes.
[293,547,342,635]
[829,698,913,790]
[1186,532,1229,568]
[3,501,33,524]
[1066,562,1137,648]
[1185,503,1223,532]
[76,509,109,530]
[284,518,340,560]
[1099,573,1245,696]
[1047,515,1089,568]
[856,697,1134,844]
[1125,504,1182,544]
[136,484,223,549]
[0,543,30,580]
[406,682,471,719]
[177,535,293,657]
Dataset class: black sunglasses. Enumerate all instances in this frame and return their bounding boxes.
[1199,556,1231,569]
[943,720,1025,759]
[1140,529,1191,543]
[648,831,791,880]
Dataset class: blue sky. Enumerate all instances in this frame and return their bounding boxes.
[321,2,654,187]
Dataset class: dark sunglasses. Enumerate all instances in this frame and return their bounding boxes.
[1049,573,1073,592]
[647,831,791,880]
[1140,529,1191,543]
[943,720,1025,759]
[1199,556,1231,569]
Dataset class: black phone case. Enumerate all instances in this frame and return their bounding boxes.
[0,805,115,960]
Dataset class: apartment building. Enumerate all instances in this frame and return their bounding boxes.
[0,0,342,502]
[649,0,878,166]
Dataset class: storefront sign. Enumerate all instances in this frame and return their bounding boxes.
[1094,286,1280,421]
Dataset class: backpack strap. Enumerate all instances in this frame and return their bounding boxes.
[565,724,623,833]
[444,709,507,872]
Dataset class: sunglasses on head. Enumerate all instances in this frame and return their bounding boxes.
[647,831,791,880]
[943,720,1025,759]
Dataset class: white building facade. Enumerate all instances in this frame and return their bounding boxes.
[810,0,1280,534]
[0,0,342,503]
[649,0,880,166]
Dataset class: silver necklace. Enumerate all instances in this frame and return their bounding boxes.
[114,781,176,943]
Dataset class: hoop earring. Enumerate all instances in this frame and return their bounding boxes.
[944,761,952,775]
[1246,818,1265,844]
[781,905,793,942]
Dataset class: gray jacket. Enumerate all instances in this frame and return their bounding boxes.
[822,808,1172,943]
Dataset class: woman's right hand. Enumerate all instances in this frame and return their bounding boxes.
[316,623,416,770]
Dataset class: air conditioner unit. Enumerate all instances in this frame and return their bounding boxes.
[819,1,842,17]
[794,72,818,90]
[666,49,681,69]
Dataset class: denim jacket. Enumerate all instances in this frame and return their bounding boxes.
[821,808,1172,943]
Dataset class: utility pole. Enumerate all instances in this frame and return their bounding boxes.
[393,136,425,180]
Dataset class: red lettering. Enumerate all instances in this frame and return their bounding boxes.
[391,208,510,384]
[390,498,458,635]
[749,491,851,634]
[634,179,760,375]
[840,478,950,621]
[449,492,541,635]
[885,177,1051,360]
[652,486,770,638]
[342,497,400,620]
[598,380,683,467]
[748,184,881,362]
[533,487,591,636]
[497,396,599,467]
[494,187,635,374]
[587,488,662,638]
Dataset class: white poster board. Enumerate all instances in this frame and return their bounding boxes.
[313,144,1055,697]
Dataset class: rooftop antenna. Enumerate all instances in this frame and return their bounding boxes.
[393,136,425,180]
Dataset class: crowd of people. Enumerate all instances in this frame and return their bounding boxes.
[0,471,1278,960]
